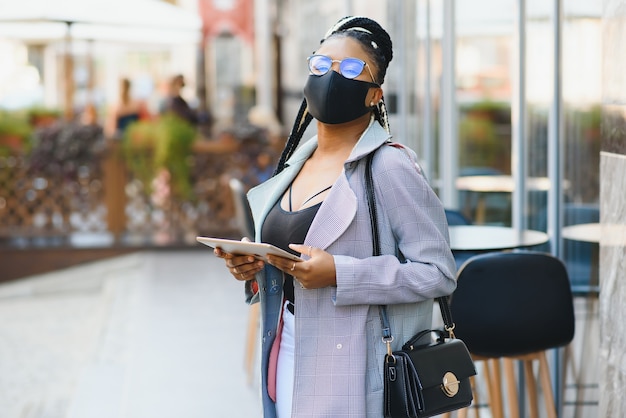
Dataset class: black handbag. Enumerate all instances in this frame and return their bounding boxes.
[380,303,477,418]
[364,152,477,418]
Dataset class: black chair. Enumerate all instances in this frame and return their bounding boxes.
[445,208,472,226]
[228,177,259,384]
[450,252,575,418]
[228,177,255,239]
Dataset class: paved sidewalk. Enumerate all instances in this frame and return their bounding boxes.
[0,250,262,418]
[0,249,599,418]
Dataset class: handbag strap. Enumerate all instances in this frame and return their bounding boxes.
[364,151,456,344]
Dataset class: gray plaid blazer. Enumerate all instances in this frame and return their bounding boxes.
[247,120,457,417]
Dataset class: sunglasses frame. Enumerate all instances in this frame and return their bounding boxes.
[307,55,378,85]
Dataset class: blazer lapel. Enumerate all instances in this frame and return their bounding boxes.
[304,121,391,252]
[303,172,357,253]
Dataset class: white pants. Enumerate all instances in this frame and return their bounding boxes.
[276,301,295,418]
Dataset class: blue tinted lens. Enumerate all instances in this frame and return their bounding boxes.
[307,55,367,79]
[340,59,365,79]
[308,55,331,75]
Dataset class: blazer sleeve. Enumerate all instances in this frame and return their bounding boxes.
[333,145,457,306]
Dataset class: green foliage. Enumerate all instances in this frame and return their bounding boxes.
[122,119,156,188]
[461,100,508,114]
[26,106,62,125]
[0,111,34,154]
[458,100,511,171]
[459,116,499,166]
[154,114,197,199]
[574,105,601,135]
[123,114,197,199]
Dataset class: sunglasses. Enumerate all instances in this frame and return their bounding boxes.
[307,55,378,84]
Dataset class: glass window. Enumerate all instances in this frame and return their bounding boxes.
[454,1,514,225]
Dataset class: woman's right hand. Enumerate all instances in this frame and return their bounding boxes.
[214,247,265,281]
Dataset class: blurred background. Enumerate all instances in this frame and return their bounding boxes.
[0,0,622,417]
[0,0,603,254]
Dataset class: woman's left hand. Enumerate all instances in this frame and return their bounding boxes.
[266,244,336,289]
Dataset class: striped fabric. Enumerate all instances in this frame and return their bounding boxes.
[247,120,457,417]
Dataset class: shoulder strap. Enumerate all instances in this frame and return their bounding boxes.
[365,151,456,340]
[365,153,380,257]
[365,154,392,345]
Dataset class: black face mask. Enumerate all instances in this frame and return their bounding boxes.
[304,71,379,124]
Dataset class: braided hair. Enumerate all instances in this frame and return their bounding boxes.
[273,16,393,176]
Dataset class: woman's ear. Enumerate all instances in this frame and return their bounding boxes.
[368,87,384,107]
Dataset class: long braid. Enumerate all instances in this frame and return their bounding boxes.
[273,98,313,175]
[373,97,391,134]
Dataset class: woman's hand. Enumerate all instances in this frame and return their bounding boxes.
[267,244,336,289]
[213,239,265,281]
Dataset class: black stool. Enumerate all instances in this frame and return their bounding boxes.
[450,252,575,418]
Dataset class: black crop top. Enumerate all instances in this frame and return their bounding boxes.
[261,199,320,305]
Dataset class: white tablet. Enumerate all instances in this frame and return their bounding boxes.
[196,236,302,262]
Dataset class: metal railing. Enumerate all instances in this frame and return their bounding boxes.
[0,139,268,248]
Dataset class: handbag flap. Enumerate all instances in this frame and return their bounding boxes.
[400,338,477,390]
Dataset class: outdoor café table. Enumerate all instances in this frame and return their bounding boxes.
[561,222,626,246]
[455,175,552,193]
[561,222,626,281]
[455,176,558,224]
[561,222,626,293]
[561,222,601,243]
[562,222,601,290]
[448,225,549,252]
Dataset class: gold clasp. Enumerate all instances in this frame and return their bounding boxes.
[382,335,394,356]
[441,372,461,397]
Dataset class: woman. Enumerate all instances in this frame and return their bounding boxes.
[215,16,456,418]
[106,78,146,138]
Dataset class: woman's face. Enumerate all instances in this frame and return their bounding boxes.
[310,36,382,111]
[314,36,380,85]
